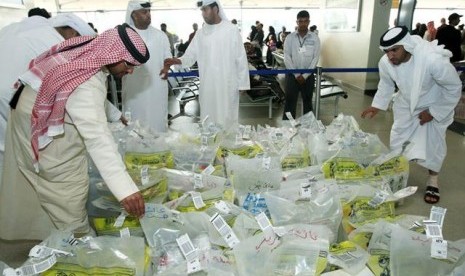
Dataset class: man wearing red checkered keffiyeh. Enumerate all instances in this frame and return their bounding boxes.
[0,24,150,240]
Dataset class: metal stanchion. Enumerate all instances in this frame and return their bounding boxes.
[315,66,322,119]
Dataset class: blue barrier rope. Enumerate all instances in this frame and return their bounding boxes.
[169,66,464,77]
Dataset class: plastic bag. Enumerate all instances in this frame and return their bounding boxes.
[263,181,342,241]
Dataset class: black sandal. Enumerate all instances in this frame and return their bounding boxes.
[424,186,440,204]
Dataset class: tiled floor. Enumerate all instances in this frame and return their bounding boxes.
[1,85,464,268]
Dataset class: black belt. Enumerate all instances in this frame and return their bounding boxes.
[9,83,25,109]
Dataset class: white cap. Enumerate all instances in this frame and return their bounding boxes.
[51,13,96,36]
[126,0,151,26]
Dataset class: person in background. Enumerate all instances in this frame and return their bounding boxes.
[418,23,427,39]
[162,0,249,127]
[423,21,436,42]
[247,25,257,42]
[282,10,320,120]
[0,13,97,191]
[188,22,198,44]
[0,24,149,240]
[253,23,264,50]
[459,24,465,59]
[411,22,421,35]
[278,26,287,43]
[361,26,461,204]
[310,25,319,35]
[265,25,276,66]
[123,0,172,133]
[436,13,463,62]
[28,7,51,18]
[161,23,175,55]
[437,17,447,32]
[231,18,237,25]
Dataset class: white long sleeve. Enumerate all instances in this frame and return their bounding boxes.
[66,72,139,201]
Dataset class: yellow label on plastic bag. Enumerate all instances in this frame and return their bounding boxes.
[42,262,136,276]
[92,217,141,236]
[124,151,174,170]
[370,156,409,176]
[139,178,168,201]
[281,150,310,171]
[330,240,358,255]
[345,198,395,228]
[216,144,263,160]
[322,157,366,179]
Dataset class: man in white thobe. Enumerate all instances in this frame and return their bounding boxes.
[122,0,172,133]
[0,14,97,190]
[162,0,250,127]
[362,26,461,204]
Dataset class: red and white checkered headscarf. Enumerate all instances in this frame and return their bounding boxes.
[18,24,150,169]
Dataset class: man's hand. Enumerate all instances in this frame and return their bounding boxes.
[296,75,306,85]
[159,66,170,80]
[418,110,433,125]
[160,58,181,80]
[361,106,380,119]
[120,115,128,126]
[163,57,181,67]
[120,192,145,218]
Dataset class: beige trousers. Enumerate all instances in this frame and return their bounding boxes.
[0,86,91,240]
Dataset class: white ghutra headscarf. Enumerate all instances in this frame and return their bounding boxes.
[196,0,228,21]
[125,0,151,26]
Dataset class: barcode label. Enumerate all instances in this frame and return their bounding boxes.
[255,212,272,231]
[431,238,448,259]
[141,165,149,185]
[214,200,231,214]
[426,223,443,239]
[29,245,53,258]
[176,234,196,259]
[201,135,208,146]
[29,245,72,258]
[210,213,239,247]
[193,174,203,188]
[368,190,389,207]
[210,213,227,236]
[114,212,126,228]
[329,252,357,264]
[67,235,79,246]
[300,183,312,199]
[19,264,36,275]
[187,258,202,274]
[430,206,447,228]
[18,255,57,275]
[189,192,206,209]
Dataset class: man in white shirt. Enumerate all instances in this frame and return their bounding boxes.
[0,24,149,240]
[361,26,461,204]
[123,1,172,133]
[162,0,250,127]
[0,13,97,190]
[282,10,320,120]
